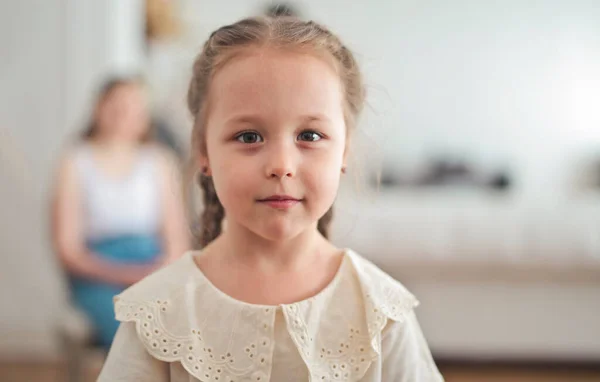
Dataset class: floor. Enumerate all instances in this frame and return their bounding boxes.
[440,363,600,382]
[1,361,599,382]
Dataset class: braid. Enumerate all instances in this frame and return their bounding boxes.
[198,173,225,248]
[317,206,334,239]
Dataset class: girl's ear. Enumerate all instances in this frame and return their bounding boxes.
[198,155,212,176]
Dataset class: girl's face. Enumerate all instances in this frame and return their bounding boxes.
[95,84,149,142]
[202,50,348,241]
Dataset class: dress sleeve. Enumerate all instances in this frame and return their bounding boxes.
[380,310,445,382]
[98,322,170,382]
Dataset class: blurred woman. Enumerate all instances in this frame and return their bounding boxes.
[51,77,190,348]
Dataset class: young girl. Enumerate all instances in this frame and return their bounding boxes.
[99,17,444,381]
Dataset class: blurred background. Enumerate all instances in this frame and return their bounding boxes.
[1,0,600,381]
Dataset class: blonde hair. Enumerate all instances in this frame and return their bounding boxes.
[187,16,365,247]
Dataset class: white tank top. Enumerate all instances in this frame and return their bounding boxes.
[75,145,162,241]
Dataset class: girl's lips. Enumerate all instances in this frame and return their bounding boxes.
[258,195,302,209]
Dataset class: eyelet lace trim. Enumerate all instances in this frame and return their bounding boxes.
[311,296,417,381]
[281,252,419,381]
[349,251,420,368]
[116,294,416,382]
[310,324,380,380]
[115,299,269,382]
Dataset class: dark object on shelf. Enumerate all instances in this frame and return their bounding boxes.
[378,168,400,187]
[419,159,474,186]
[489,173,511,191]
[373,157,512,192]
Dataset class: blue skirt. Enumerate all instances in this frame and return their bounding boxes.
[69,235,161,349]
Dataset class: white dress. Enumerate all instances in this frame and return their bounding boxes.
[98,250,444,382]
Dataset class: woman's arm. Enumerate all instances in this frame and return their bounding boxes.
[98,323,169,381]
[381,310,445,381]
[51,152,158,285]
[155,148,190,265]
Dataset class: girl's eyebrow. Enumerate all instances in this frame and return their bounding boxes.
[224,113,332,126]
[299,114,332,124]
[224,114,263,126]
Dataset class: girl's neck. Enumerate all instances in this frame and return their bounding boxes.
[217,224,335,273]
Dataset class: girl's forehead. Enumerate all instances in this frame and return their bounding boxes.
[208,50,344,120]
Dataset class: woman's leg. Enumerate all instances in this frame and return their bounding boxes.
[69,235,162,348]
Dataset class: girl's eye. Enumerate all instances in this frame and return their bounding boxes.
[236,132,263,144]
[297,131,322,142]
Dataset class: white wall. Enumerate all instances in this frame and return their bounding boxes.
[0,0,68,359]
[0,0,145,359]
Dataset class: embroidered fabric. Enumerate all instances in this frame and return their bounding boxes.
[114,250,418,381]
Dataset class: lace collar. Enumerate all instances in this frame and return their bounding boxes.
[114,250,418,381]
